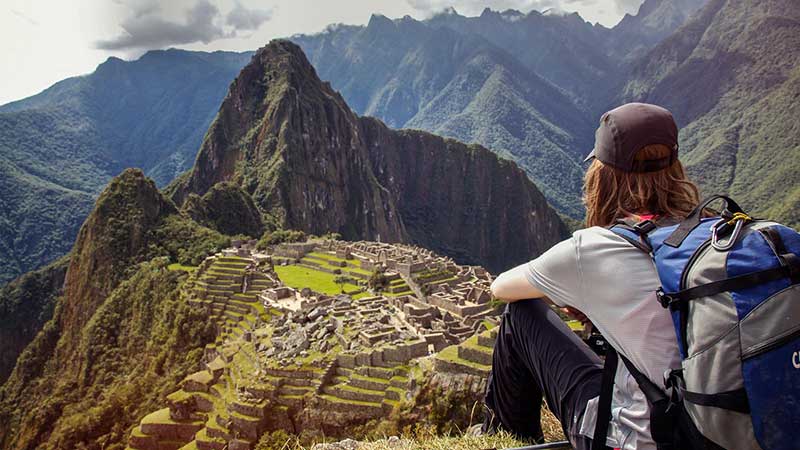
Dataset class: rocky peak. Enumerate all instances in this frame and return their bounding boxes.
[59,168,176,359]
[608,0,709,60]
[171,40,566,272]
[174,40,406,243]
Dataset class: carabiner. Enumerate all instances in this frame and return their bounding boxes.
[711,216,746,251]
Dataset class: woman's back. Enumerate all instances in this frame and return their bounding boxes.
[525,225,681,449]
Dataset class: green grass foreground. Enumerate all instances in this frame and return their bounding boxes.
[257,430,532,450]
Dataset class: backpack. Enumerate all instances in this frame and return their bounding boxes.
[593,194,800,450]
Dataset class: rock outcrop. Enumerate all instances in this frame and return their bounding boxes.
[182,182,265,237]
[170,40,567,272]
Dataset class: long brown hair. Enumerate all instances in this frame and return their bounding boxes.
[583,144,700,228]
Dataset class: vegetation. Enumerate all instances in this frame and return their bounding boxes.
[256,229,307,249]
[367,270,389,292]
[0,258,216,449]
[0,50,252,284]
[255,429,530,450]
[0,256,68,383]
[181,182,264,237]
[0,169,226,449]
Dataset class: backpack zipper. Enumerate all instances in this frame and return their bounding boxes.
[679,238,712,290]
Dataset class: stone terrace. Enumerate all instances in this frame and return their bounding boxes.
[127,239,502,450]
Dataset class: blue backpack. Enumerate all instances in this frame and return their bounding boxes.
[597,195,800,450]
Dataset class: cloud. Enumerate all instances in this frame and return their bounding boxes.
[406,0,559,16]
[11,9,39,26]
[226,1,272,31]
[406,0,644,25]
[96,0,271,51]
[612,0,642,15]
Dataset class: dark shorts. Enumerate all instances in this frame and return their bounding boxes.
[483,299,603,450]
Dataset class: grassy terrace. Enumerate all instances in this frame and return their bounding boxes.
[305,251,372,275]
[168,262,198,272]
[274,264,369,299]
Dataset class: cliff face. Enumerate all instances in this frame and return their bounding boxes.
[172,41,405,244]
[359,117,566,271]
[0,257,68,384]
[171,40,566,272]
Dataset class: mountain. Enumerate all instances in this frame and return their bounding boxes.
[0,50,251,284]
[0,257,67,384]
[0,1,705,284]
[619,0,800,227]
[291,3,712,219]
[0,168,229,449]
[169,40,568,273]
[605,0,709,61]
[292,12,598,218]
[0,37,567,443]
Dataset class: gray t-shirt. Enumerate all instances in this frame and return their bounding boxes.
[525,226,681,450]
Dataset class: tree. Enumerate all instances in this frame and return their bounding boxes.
[367,270,389,292]
[333,275,352,293]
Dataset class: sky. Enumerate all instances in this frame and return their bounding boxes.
[0,0,645,105]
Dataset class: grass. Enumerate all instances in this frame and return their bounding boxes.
[435,345,491,372]
[274,264,368,299]
[167,262,198,272]
[269,431,547,450]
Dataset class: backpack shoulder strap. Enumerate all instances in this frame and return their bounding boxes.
[591,345,684,450]
[608,218,659,253]
[591,348,618,450]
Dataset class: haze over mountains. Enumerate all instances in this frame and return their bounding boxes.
[2,0,799,285]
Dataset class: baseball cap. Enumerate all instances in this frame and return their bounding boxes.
[584,102,679,172]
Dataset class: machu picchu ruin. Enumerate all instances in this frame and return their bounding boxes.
[125,239,505,450]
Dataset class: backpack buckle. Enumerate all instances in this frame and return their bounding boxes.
[634,219,657,234]
[656,288,674,308]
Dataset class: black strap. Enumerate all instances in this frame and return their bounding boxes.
[664,195,744,248]
[610,219,656,253]
[682,388,750,414]
[760,227,800,284]
[661,262,800,309]
[619,355,680,450]
[592,348,618,450]
[618,354,667,404]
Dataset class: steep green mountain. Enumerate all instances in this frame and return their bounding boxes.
[0,168,229,449]
[169,40,568,273]
[619,0,800,227]
[0,1,706,284]
[291,3,710,218]
[605,0,709,61]
[181,182,265,238]
[292,13,596,217]
[0,50,251,284]
[0,257,68,384]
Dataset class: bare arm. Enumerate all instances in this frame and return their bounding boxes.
[490,262,546,303]
[490,262,589,323]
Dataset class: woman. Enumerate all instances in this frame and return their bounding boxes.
[485,103,700,450]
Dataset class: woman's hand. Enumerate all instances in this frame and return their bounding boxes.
[561,306,588,324]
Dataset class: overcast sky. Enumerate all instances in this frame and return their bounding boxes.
[1,0,644,105]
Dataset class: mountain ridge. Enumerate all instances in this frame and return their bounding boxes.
[170,40,568,272]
